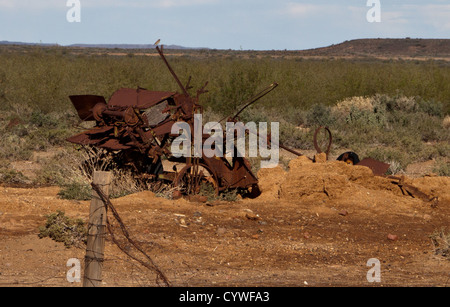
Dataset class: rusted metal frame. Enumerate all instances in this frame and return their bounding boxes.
[126,127,147,154]
[200,157,228,192]
[193,157,201,194]
[156,45,189,97]
[313,126,333,157]
[279,144,304,157]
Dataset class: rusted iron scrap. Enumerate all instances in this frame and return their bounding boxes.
[336,152,390,177]
[67,44,393,198]
[67,45,280,198]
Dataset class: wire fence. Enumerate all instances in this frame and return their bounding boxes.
[91,182,171,287]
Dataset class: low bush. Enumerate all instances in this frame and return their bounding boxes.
[429,228,450,260]
[0,166,28,184]
[58,182,92,201]
[433,161,450,177]
[38,210,87,248]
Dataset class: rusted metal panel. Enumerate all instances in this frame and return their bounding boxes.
[66,133,109,146]
[97,138,132,150]
[69,95,106,121]
[108,88,175,109]
[357,158,390,176]
[84,126,114,135]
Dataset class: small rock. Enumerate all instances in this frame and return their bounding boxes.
[339,210,348,216]
[303,232,311,239]
[245,212,260,221]
[387,234,398,241]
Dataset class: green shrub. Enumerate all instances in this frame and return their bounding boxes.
[30,110,59,128]
[38,210,87,248]
[279,121,314,149]
[418,98,444,117]
[434,142,450,158]
[429,228,450,259]
[58,182,92,201]
[306,104,335,127]
[433,161,450,177]
[0,167,28,184]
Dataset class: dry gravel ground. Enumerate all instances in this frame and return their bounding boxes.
[0,156,449,287]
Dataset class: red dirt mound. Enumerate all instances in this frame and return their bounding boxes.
[257,155,449,206]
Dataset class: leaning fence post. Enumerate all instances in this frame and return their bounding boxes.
[83,171,112,287]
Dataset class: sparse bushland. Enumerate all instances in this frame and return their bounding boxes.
[1,45,449,114]
[0,106,78,161]
[0,45,448,197]
[304,94,448,173]
[0,163,28,185]
[34,147,149,200]
[433,160,450,177]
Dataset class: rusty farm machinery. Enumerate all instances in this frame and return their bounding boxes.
[66,44,389,200]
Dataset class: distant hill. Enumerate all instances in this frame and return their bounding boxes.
[0,40,58,47]
[1,38,450,58]
[299,38,450,58]
[67,43,197,50]
[0,40,203,50]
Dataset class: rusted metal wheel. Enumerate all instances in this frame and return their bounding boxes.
[174,163,219,196]
[337,151,360,165]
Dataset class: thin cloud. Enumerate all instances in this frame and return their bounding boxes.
[417,4,450,31]
[281,3,336,17]
[151,0,219,9]
[0,0,64,9]
[0,0,219,9]
[80,0,219,9]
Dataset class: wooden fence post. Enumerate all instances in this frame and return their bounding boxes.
[83,171,112,287]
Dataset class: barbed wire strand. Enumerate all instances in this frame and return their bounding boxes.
[91,182,172,287]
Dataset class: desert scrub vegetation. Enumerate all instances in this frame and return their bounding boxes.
[0,106,78,161]
[34,147,149,200]
[429,228,450,260]
[0,163,29,184]
[304,94,449,173]
[0,45,449,114]
[0,44,448,185]
[38,210,87,248]
[433,160,450,177]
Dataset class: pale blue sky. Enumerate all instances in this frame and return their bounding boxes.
[0,0,449,50]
